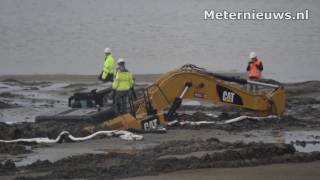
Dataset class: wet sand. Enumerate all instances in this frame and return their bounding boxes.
[0,74,162,83]
[0,74,320,179]
[124,161,320,180]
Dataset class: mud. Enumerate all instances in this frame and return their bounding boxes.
[6,139,320,179]
[0,93,23,99]
[1,78,320,179]
[285,81,320,97]
[0,121,108,140]
[0,101,15,109]
[0,143,31,155]
[293,140,320,147]
[1,79,51,87]
[0,160,16,174]
[2,79,319,140]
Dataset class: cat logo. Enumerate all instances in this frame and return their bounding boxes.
[142,118,159,130]
[216,85,243,105]
[222,91,235,103]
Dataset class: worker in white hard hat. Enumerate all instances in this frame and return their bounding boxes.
[246,51,263,91]
[247,52,263,79]
[99,48,115,82]
[112,58,135,113]
[117,58,125,65]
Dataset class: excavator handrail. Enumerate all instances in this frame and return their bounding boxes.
[180,64,282,88]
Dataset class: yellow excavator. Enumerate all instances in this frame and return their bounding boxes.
[101,64,285,130]
[36,64,285,131]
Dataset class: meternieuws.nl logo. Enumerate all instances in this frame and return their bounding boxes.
[204,9,310,20]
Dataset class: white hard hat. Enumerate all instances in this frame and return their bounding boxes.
[249,52,257,59]
[104,48,111,53]
[117,58,125,64]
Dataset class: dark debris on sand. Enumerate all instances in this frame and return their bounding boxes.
[1,79,51,87]
[0,121,109,141]
[12,139,320,180]
[0,143,31,155]
[285,81,320,97]
[0,92,25,100]
[0,160,16,175]
[0,100,14,109]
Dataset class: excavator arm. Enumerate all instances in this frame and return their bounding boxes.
[100,64,285,130]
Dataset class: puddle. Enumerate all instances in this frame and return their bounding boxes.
[284,131,320,152]
[14,144,108,167]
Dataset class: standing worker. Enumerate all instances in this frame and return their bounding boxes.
[100,48,115,82]
[246,52,263,91]
[112,59,134,113]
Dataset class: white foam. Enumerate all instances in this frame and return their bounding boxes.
[0,130,143,144]
[168,115,278,126]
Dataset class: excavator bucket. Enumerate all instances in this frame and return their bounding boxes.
[270,87,286,116]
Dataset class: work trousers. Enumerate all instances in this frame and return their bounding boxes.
[114,90,130,114]
[247,77,259,92]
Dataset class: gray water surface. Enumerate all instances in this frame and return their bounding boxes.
[0,0,319,82]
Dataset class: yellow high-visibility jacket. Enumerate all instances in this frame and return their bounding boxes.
[112,70,134,91]
[102,54,115,80]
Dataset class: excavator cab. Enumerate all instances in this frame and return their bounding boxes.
[36,88,137,125]
[101,88,164,130]
[68,88,114,108]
